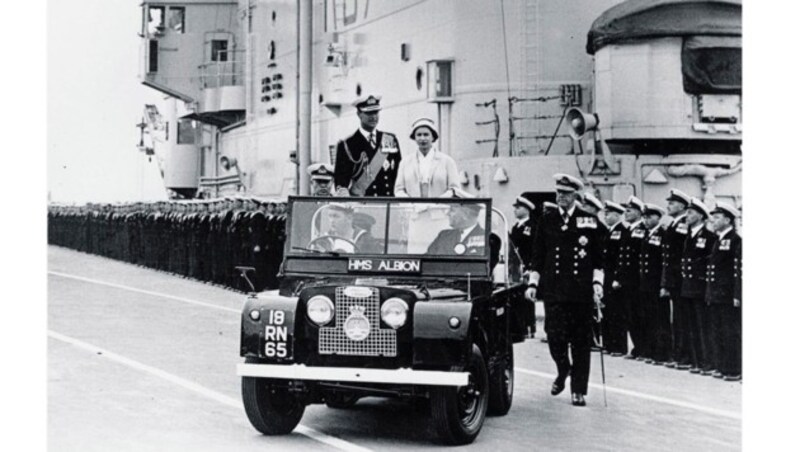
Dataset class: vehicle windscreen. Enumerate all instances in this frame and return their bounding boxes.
[289,199,489,257]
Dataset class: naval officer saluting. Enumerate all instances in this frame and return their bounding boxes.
[334,95,401,197]
[525,174,605,407]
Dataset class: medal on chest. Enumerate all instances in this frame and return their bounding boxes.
[696,237,706,249]
[578,235,588,246]
[719,239,731,251]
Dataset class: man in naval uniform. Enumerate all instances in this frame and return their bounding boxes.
[509,192,537,279]
[614,195,646,359]
[333,95,402,197]
[427,203,487,256]
[639,203,667,364]
[659,188,691,369]
[525,174,605,407]
[308,162,335,196]
[680,198,717,375]
[705,202,742,381]
[578,192,608,350]
[602,200,628,356]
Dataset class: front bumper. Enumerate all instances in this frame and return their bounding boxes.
[237,363,468,386]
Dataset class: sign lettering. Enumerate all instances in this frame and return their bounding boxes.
[348,258,421,274]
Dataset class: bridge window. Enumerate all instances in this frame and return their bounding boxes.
[167,7,185,34]
[177,119,196,144]
[211,40,229,62]
[147,6,165,36]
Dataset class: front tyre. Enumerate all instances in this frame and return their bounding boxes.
[430,344,489,445]
[241,358,305,435]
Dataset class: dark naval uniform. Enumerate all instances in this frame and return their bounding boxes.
[640,223,666,362]
[617,220,646,357]
[603,220,628,354]
[530,206,605,397]
[680,223,717,372]
[705,226,742,379]
[427,225,486,256]
[509,218,535,272]
[661,212,689,366]
[334,130,401,197]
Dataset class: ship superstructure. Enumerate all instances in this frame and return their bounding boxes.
[137,0,741,220]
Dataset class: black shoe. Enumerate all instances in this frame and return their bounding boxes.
[644,358,654,364]
[723,374,742,382]
[676,363,692,370]
[700,369,714,376]
[689,367,702,374]
[571,393,586,407]
[652,360,664,366]
[664,361,677,368]
[624,354,637,360]
[551,379,566,396]
[712,371,724,379]
[610,352,624,357]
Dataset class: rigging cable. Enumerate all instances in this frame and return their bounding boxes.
[498,0,514,156]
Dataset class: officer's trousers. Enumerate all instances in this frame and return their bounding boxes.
[622,283,644,356]
[708,303,742,376]
[685,296,711,370]
[544,302,593,395]
[672,296,693,365]
[602,286,628,354]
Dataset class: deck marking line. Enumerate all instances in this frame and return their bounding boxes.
[48,330,373,452]
[48,271,240,314]
[515,367,741,420]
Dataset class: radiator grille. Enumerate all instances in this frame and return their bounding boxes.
[318,287,397,357]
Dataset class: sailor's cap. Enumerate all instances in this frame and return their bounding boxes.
[623,195,645,212]
[687,197,711,218]
[666,188,691,205]
[307,162,334,180]
[643,203,666,217]
[543,201,558,210]
[451,203,483,214]
[711,202,739,220]
[582,192,603,211]
[604,201,625,214]
[553,173,584,193]
[513,192,536,211]
[353,95,382,113]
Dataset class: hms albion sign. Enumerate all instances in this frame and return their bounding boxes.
[348,258,421,274]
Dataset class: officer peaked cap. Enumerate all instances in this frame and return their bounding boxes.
[327,202,354,214]
[513,192,536,212]
[582,192,603,211]
[307,162,334,180]
[604,201,625,214]
[711,202,739,220]
[623,195,644,212]
[553,173,583,193]
[353,95,382,112]
[687,197,711,218]
[643,203,666,217]
[666,188,691,205]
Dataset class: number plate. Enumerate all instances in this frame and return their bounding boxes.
[263,309,292,359]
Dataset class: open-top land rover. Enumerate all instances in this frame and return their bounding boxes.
[237,196,532,444]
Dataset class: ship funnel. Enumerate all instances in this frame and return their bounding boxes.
[566,108,599,140]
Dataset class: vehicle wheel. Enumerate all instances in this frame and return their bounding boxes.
[241,359,305,435]
[488,347,514,416]
[430,344,489,445]
[324,392,360,409]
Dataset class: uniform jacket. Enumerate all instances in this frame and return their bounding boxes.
[660,213,688,291]
[394,149,459,197]
[679,225,717,299]
[639,224,665,292]
[510,217,536,271]
[705,228,742,305]
[427,224,487,256]
[334,129,402,197]
[530,207,605,304]
[603,221,625,291]
[615,220,646,286]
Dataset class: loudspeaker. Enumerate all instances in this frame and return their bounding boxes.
[566,108,599,140]
[220,155,237,171]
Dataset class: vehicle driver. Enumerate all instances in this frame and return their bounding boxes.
[314,203,381,253]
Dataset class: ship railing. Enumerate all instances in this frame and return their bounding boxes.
[198,50,245,89]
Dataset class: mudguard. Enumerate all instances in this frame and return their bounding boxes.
[240,293,299,362]
[412,301,473,368]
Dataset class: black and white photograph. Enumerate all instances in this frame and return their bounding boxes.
[16,0,789,449]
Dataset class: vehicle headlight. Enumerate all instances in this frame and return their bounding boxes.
[381,298,408,329]
[307,295,334,326]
